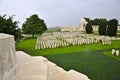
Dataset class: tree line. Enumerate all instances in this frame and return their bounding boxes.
[84,18,118,36]
[0,14,118,40]
[0,14,47,40]
[0,15,21,40]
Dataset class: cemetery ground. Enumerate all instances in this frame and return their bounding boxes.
[16,37,120,80]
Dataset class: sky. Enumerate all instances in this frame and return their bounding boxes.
[0,0,120,28]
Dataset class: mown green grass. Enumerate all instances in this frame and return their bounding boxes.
[16,39,120,80]
[44,51,120,80]
[117,30,120,33]
[45,29,59,32]
[104,51,120,61]
[16,39,120,56]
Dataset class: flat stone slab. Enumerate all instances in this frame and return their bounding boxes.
[16,51,48,80]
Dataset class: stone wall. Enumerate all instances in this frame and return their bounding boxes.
[0,33,17,80]
[60,18,88,32]
[60,26,78,32]
[118,25,120,30]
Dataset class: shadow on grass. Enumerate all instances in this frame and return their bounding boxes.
[43,49,120,80]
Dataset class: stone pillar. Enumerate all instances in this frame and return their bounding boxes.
[0,33,17,80]
[78,18,88,31]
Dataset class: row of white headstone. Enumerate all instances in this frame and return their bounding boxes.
[112,49,119,56]
[36,36,98,49]
[36,38,99,49]
[35,32,119,49]
[101,37,112,45]
[36,39,70,49]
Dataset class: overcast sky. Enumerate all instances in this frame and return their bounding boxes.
[0,0,120,28]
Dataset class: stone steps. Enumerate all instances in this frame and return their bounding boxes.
[18,75,47,80]
[49,66,67,80]
[16,51,90,80]
[16,51,48,80]
[66,70,90,80]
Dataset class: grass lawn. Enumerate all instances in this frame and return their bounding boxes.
[104,51,120,61]
[44,51,120,80]
[16,38,120,80]
[16,39,120,56]
[45,29,59,32]
[117,30,120,33]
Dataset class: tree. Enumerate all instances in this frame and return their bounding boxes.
[98,18,108,35]
[107,19,118,36]
[0,15,21,40]
[92,18,100,25]
[22,14,47,38]
[84,18,93,33]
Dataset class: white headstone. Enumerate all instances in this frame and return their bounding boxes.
[112,49,116,55]
[116,50,119,56]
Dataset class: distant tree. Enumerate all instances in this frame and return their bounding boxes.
[98,19,108,35]
[84,18,93,33]
[107,19,118,36]
[0,15,21,40]
[92,18,100,25]
[22,14,47,38]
